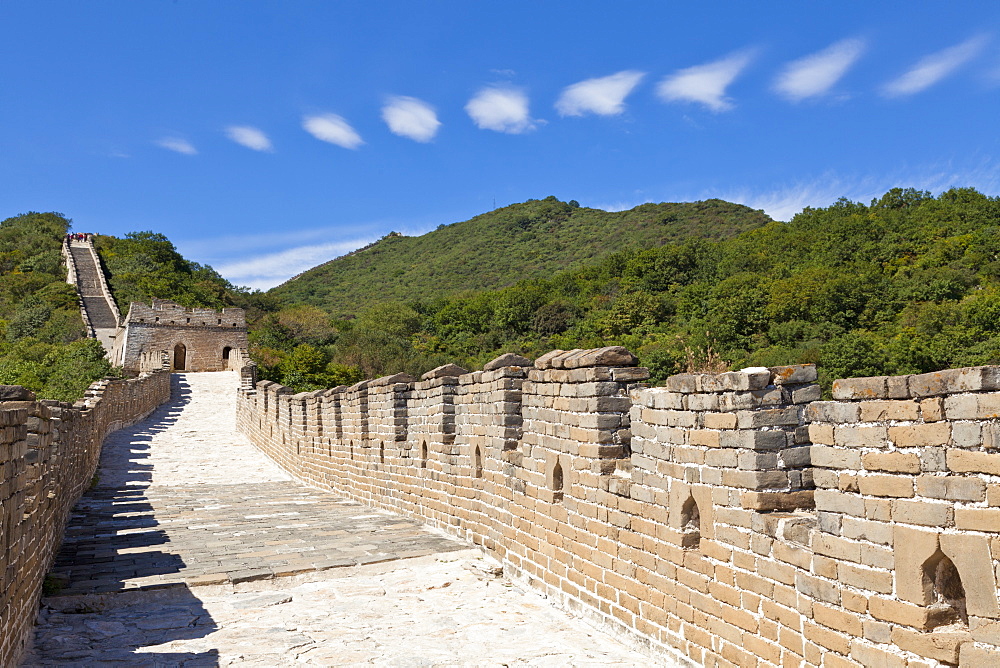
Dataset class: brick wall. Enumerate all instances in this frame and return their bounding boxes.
[0,367,171,666]
[237,347,1000,667]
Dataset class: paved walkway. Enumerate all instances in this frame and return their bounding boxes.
[26,372,653,666]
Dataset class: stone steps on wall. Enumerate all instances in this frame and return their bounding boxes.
[68,243,119,330]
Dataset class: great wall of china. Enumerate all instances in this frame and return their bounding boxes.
[1,235,999,665]
[233,352,1000,667]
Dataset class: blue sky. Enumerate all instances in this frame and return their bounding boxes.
[3,1,1000,290]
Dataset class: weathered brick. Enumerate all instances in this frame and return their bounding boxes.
[812,446,860,470]
[703,412,737,430]
[891,499,953,527]
[955,507,1000,531]
[861,451,920,474]
[947,449,1000,475]
[889,627,969,664]
[888,423,951,448]
[832,376,888,400]
[806,401,860,424]
[915,474,986,502]
[858,399,919,422]
[857,474,913,498]
[771,364,818,385]
[834,424,887,448]
[849,640,906,668]
[961,643,1000,667]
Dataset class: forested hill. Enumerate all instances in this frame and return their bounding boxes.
[248,187,1000,395]
[0,215,248,401]
[0,213,111,400]
[269,196,773,316]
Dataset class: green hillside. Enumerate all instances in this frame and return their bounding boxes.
[269,196,773,315]
[252,188,1000,395]
[0,212,112,401]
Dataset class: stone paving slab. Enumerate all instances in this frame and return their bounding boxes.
[26,550,655,666]
[49,481,464,594]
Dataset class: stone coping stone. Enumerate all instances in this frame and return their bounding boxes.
[483,353,533,371]
[535,346,638,370]
[421,363,470,380]
[833,366,1000,400]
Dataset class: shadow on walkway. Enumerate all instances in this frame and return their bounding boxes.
[29,375,220,666]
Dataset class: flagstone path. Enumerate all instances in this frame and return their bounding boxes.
[24,372,654,666]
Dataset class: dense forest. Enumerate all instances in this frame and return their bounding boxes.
[254,188,1000,393]
[270,197,772,315]
[4,188,1000,400]
[0,213,111,401]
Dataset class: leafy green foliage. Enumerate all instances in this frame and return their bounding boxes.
[93,231,241,312]
[0,212,87,346]
[0,338,114,402]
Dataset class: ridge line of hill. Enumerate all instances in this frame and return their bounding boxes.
[268,196,772,315]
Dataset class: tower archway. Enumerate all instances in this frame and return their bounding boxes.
[173,343,187,371]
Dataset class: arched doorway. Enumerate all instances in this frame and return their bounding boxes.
[222,346,232,370]
[173,343,187,371]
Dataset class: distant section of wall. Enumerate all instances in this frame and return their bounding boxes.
[113,299,248,373]
[238,348,1000,667]
[0,367,171,667]
[63,236,122,353]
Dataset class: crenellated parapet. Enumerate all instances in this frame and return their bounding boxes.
[236,349,1000,667]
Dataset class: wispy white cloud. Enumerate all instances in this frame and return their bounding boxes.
[712,160,1000,221]
[465,86,536,134]
[155,137,197,155]
[656,51,754,112]
[214,237,377,290]
[882,35,989,97]
[556,70,646,117]
[590,159,1000,222]
[225,125,273,152]
[381,96,441,142]
[302,113,364,149]
[773,38,866,101]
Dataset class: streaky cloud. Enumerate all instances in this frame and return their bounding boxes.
[302,113,364,149]
[774,38,866,101]
[465,86,536,134]
[215,237,377,290]
[714,160,1000,221]
[556,70,646,117]
[154,137,197,155]
[883,35,989,97]
[656,50,754,112]
[381,96,441,142]
[225,125,273,152]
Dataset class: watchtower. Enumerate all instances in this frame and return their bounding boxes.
[113,299,248,373]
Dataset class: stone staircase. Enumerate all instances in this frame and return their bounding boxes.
[66,238,120,352]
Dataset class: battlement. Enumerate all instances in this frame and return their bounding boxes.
[125,299,246,328]
[237,348,1000,667]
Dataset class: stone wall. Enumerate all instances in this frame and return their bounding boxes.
[237,347,1000,667]
[0,367,171,666]
[113,299,248,373]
